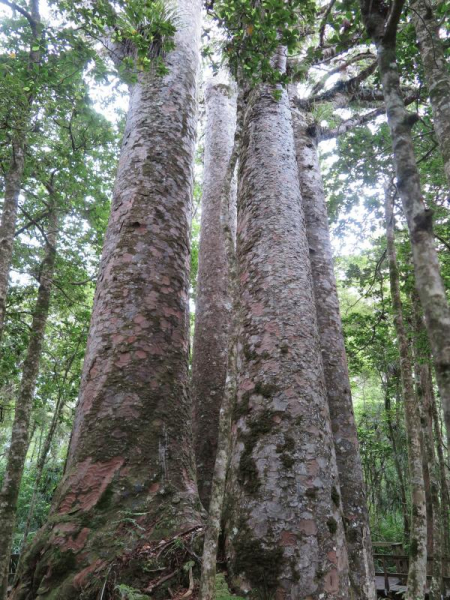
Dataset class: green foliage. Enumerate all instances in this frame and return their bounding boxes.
[215,573,245,600]
[207,0,316,85]
[114,583,149,600]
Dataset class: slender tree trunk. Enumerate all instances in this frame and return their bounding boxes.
[0,204,58,600]
[18,340,81,557]
[11,3,202,598]
[225,66,350,599]
[361,0,450,456]
[410,0,450,186]
[290,99,376,600]
[430,377,450,559]
[199,81,241,600]
[192,80,236,509]
[0,139,26,342]
[411,293,443,598]
[385,387,411,541]
[0,1,41,343]
[384,189,427,600]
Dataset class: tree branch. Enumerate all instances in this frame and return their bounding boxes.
[384,0,406,45]
[0,0,37,33]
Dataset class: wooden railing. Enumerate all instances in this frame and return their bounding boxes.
[373,542,450,595]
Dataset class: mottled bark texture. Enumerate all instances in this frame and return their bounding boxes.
[411,0,450,186]
[290,99,376,600]
[0,0,41,343]
[361,0,450,459]
[11,3,202,599]
[0,206,58,600]
[411,294,444,598]
[192,80,237,509]
[199,83,241,600]
[384,190,427,600]
[224,79,350,599]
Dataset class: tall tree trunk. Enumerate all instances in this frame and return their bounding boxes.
[199,81,241,600]
[430,376,450,559]
[290,100,376,600]
[384,386,411,541]
[192,80,236,509]
[11,3,202,598]
[411,294,446,597]
[0,204,58,600]
[225,70,350,599]
[384,189,427,600]
[0,0,41,343]
[360,0,450,456]
[410,0,450,186]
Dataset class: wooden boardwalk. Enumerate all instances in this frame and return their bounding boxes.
[374,541,450,598]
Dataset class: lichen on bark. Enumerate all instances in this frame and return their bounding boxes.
[225,64,350,598]
[10,2,203,598]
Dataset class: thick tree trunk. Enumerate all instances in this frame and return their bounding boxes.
[384,190,427,600]
[225,75,350,599]
[11,3,202,599]
[0,205,58,600]
[361,0,450,457]
[192,80,236,509]
[410,0,450,186]
[199,82,241,600]
[290,100,376,600]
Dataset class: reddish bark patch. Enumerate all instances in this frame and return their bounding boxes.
[72,559,107,590]
[298,519,317,536]
[58,457,124,514]
[280,531,297,547]
[64,528,91,552]
[324,568,339,592]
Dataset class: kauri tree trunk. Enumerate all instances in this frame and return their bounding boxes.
[11,2,202,598]
[384,189,427,600]
[0,204,58,600]
[192,80,236,508]
[199,81,241,600]
[224,75,350,598]
[410,0,450,186]
[361,0,450,457]
[290,100,376,600]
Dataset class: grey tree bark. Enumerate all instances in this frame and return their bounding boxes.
[0,203,58,600]
[384,189,427,600]
[410,0,450,187]
[289,98,376,600]
[199,81,241,600]
[0,0,41,343]
[360,0,450,459]
[224,71,350,599]
[192,80,237,509]
[10,2,202,598]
